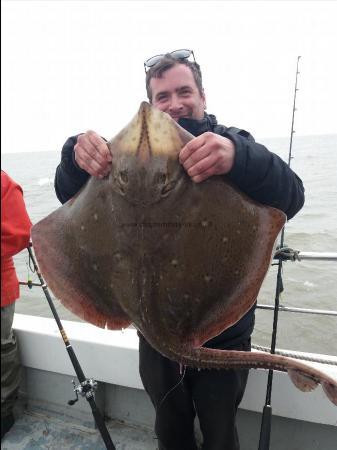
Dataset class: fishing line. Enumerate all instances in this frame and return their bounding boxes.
[157,364,187,412]
[258,56,301,450]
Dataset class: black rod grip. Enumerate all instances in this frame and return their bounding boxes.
[258,405,272,450]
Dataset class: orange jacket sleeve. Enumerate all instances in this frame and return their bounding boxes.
[1,171,32,258]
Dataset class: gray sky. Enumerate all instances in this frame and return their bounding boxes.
[2,0,337,153]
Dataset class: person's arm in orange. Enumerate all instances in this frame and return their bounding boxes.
[1,171,32,259]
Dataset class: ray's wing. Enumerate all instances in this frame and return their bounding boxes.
[31,177,132,330]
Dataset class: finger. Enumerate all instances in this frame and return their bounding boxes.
[75,152,107,178]
[186,153,218,178]
[192,172,211,183]
[191,160,218,183]
[75,135,102,163]
[75,131,111,164]
[102,162,112,177]
[179,135,206,164]
[182,144,211,171]
[74,135,108,169]
[87,131,112,162]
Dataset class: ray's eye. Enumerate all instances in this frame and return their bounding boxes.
[119,170,128,185]
[155,172,167,185]
[161,181,175,196]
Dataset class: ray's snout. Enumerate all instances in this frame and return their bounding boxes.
[108,102,191,204]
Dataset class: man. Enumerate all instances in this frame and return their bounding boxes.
[1,171,32,440]
[54,50,304,450]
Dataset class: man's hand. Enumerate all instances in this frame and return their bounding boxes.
[74,130,112,178]
[179,132,235,183]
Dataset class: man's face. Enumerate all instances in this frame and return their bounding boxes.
[149,64,206,121]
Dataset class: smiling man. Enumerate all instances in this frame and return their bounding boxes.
[54,49,305,450]
[148,60,236,185]
[149,61,206,120]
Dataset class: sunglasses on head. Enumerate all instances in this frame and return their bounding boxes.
[144,49,195,72]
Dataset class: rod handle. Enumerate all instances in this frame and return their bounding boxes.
[258,404,272,450]
[87,397,116,450]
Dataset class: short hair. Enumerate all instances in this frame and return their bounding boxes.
[145,54,204,103]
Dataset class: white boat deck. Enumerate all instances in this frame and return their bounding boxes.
[1,410,157,450]
[1,314,336,450]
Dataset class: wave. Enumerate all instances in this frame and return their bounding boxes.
[37,177,54,186]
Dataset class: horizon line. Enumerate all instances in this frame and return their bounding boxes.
[2,132,337,155]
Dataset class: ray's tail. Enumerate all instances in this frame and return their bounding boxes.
[169,346,337,406]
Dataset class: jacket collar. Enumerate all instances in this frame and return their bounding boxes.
[178,113,218,137]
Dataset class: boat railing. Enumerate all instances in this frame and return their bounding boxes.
[254,249,337,364]
[20,249,337,319]
[256,249,337,316]
[19,248,337,365]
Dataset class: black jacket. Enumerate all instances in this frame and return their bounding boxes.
[54,112,305,349]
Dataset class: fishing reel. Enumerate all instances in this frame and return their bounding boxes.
[273,245,300,262]
[68,378,98,405]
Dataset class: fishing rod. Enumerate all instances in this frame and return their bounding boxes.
[23,243,116,450]
[258,55,301,450]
